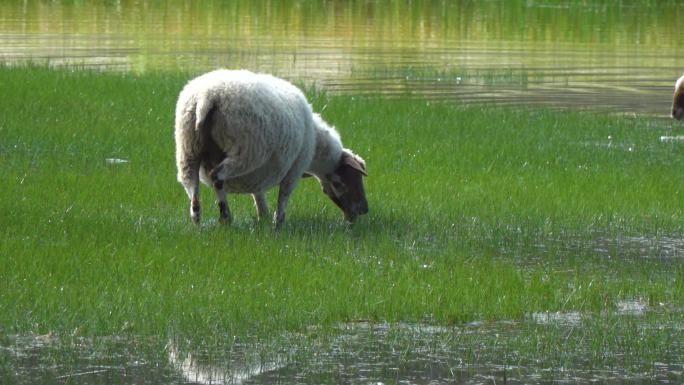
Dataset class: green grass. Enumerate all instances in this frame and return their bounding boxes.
[0,65,683,347]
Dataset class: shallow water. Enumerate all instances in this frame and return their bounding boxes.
[1,1,683,115]
[3,313,683,385]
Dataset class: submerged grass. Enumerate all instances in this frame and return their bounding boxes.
[0,66,683,353]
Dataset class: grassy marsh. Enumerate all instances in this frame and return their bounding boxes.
[1,66,683,383]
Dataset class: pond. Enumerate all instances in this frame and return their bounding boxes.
[1,1,683,115]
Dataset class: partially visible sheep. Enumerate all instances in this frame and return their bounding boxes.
[672,74,684,120]
[175,69,368,227]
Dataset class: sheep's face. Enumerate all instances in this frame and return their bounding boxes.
[321,150,368,222]
[673,75,684,120]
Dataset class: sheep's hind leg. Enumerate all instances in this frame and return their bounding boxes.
[190,187,201,225]
[210,156,262,224]
[179,161,201,225]
[212,178,232,224]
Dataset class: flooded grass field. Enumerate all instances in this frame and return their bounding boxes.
[3,315,683,384]
[1,67,683,384]
[1,1,684,384]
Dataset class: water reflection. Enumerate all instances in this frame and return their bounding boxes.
[543,233,684,260]
[1,1,683,114]
[167,339,286,384]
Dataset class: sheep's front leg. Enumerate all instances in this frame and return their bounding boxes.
[211,177,232,224]
[274,179,298,229]
[252,192,270,221]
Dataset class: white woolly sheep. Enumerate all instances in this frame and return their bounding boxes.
[174,69,368,227]
[673,74,684,120]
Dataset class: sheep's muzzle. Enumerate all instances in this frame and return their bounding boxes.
[324,174,368,222]
[340,195,369,223]
[323,153,368,223]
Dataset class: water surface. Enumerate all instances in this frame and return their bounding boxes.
[1,1,683,114]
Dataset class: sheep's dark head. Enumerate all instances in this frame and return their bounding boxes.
[672,75,684,120]
[321,150,368,222]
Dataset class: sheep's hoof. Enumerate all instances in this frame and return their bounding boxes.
[273,213,285,230]
[219,214,232,225]
[190,196,201,225]
[190,209,200,225]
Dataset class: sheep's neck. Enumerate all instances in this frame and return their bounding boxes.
[307,135,342,178]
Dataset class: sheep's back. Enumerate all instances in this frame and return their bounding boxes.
[182,70,316,193]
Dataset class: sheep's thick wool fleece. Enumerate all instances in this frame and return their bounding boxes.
[175,70,317,193]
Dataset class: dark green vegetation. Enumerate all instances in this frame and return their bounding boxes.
[0,67,683,382]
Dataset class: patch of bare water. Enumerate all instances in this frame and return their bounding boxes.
[553,233,684,260]
[531,299,650,326]
[498,229,684,267]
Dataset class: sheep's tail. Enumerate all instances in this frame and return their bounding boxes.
[194,91,215,131]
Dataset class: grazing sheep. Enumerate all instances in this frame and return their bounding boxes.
[672,74,684,120]
[175,69,368,227]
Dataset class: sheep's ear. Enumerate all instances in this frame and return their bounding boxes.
[342,150,367,176]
